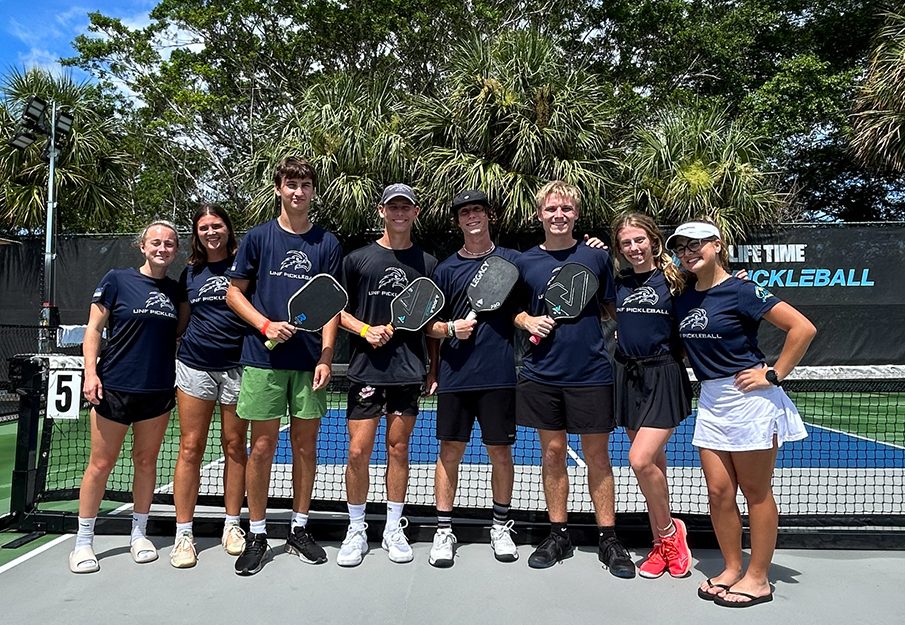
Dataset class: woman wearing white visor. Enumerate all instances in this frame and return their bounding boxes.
[668,218,816,608]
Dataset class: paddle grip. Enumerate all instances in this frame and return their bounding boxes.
[265,338,278,350]
[371,323,394,348]
[529,333,542,345]
[465,310,477,322]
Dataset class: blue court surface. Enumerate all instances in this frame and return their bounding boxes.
[274,409,905,470]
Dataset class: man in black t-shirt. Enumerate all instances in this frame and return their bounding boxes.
[337,184,439,567]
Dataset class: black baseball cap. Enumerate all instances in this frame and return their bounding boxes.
[451,189,489,213]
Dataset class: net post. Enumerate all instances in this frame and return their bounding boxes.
[9,355,45,518]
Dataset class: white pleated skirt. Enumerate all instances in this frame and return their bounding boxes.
[692,373,808,452]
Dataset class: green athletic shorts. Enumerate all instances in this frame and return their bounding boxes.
[236,366,327,421]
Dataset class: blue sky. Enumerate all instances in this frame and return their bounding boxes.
[1,0,153,77]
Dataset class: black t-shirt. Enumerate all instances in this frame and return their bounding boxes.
[92,268,180,393]
[177,258,245,371]
[675,277,780,380]
[614,269,681,358]
[433,247,521,393]
[342,241,439,385]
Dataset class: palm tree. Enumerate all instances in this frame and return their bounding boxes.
[851,10,905,172]
[0,68,136,233]
[408,31,617,229]
[615,105,785,241]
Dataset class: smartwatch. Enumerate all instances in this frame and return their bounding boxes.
[765,369,782,387]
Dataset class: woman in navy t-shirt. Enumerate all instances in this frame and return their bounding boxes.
[170,205,248,568]
[70,221,181,574]
[611,213,694,580]
[669,219,816,608]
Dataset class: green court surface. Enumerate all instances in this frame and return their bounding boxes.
[790,391,905,446]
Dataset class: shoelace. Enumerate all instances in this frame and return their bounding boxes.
[602,538,629,562]
[173,534,195,556]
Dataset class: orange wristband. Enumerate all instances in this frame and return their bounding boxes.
[261,320,271,336]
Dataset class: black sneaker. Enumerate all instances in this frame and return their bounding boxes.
[527,532,573,569]
[235,532,270,576]
[598,536,636,579]
[285,526,327,564]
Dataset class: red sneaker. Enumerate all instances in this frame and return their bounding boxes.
[660,518,691,578]
[638,541,667,579]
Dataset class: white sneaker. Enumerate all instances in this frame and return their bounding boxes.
[490,520,519,562]
[221,521,246,556]
[428,528,456,568]
[170,531,197,568]
[337,524,369,567]
[382,517,414,564]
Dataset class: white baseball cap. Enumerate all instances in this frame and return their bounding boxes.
[666,221,721,249]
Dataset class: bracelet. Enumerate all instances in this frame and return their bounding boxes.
[447,321,455,338]
[359,324,370,338]
[261,320,271,336]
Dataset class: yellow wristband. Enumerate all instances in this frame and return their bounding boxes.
[359,324,370,338]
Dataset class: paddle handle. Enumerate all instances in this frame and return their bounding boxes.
[265,338,278,350]
[371,323,394,348]
[529,333,542,345]
[465,310,477,322]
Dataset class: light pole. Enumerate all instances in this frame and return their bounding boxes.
[7,96,74,353]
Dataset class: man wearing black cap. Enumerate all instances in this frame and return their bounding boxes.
[423,190,521,567]
[337,183,439,566]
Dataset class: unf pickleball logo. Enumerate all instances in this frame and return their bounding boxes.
[623,286,659,306]
[679,308,708,331]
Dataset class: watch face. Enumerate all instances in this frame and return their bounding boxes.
[766,370,780,386]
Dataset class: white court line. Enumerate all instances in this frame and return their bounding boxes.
[806,422,905,451]
[0,534,73,575]
[566,445,586,468]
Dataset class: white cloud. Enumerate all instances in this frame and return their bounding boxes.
[18,48,64,74]
[8,18,61,47]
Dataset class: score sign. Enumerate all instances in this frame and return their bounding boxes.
[48,370,82,419]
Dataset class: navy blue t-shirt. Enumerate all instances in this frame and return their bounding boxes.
[515,242,616,387]
[343,242,439,385]
[226,220,343,371]
[675,277,780,380]
[433,248,521,393]
[178,258,245,371]
[92,268,179,393]
[614,269,681,358]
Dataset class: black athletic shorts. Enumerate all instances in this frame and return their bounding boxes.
[515,377,616,435]
[347,383,421,420]
[613,352,693,431]
[95,388,176,426]
[436,388,516,446]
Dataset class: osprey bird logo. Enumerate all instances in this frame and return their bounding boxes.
[280,250,312,273]
[146,291,174,311]
[378,267,409,290]
[679,308,708,331]
[623,286,659,306]
[198,276,230,296]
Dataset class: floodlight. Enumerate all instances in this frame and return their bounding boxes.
[8,129,37,150]
[54,112,74,136]
[21,96,48,129]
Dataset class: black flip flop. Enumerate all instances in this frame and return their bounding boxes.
[714,590,774,608]
[697,578,731,601]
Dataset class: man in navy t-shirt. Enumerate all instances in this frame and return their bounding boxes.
[337,183,438,567]
[225,156,342,575]
[513,181,635,577]
[423,189,520,567]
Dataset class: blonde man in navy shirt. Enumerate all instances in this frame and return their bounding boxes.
[226,157,343,575]
[513,181,635,577]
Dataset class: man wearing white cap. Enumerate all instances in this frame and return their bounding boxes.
[337,184,439,566]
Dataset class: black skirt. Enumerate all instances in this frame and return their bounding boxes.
[613,352,693,431]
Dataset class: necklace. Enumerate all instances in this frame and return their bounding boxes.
[461,243,495,256]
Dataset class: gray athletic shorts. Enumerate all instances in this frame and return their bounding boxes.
[176,360,242,404]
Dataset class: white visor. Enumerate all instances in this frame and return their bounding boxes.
[666,222,721,249]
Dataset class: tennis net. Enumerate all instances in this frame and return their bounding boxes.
[7,354,905,538]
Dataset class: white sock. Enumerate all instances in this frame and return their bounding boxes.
[250,519,267,535]
[348,503,366,530]
[291,512,308,529]
[386,501,404,534]
[131,512,149,545]
[224,515,240,526]
[75,516,96,550]
[175,522,193,536]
